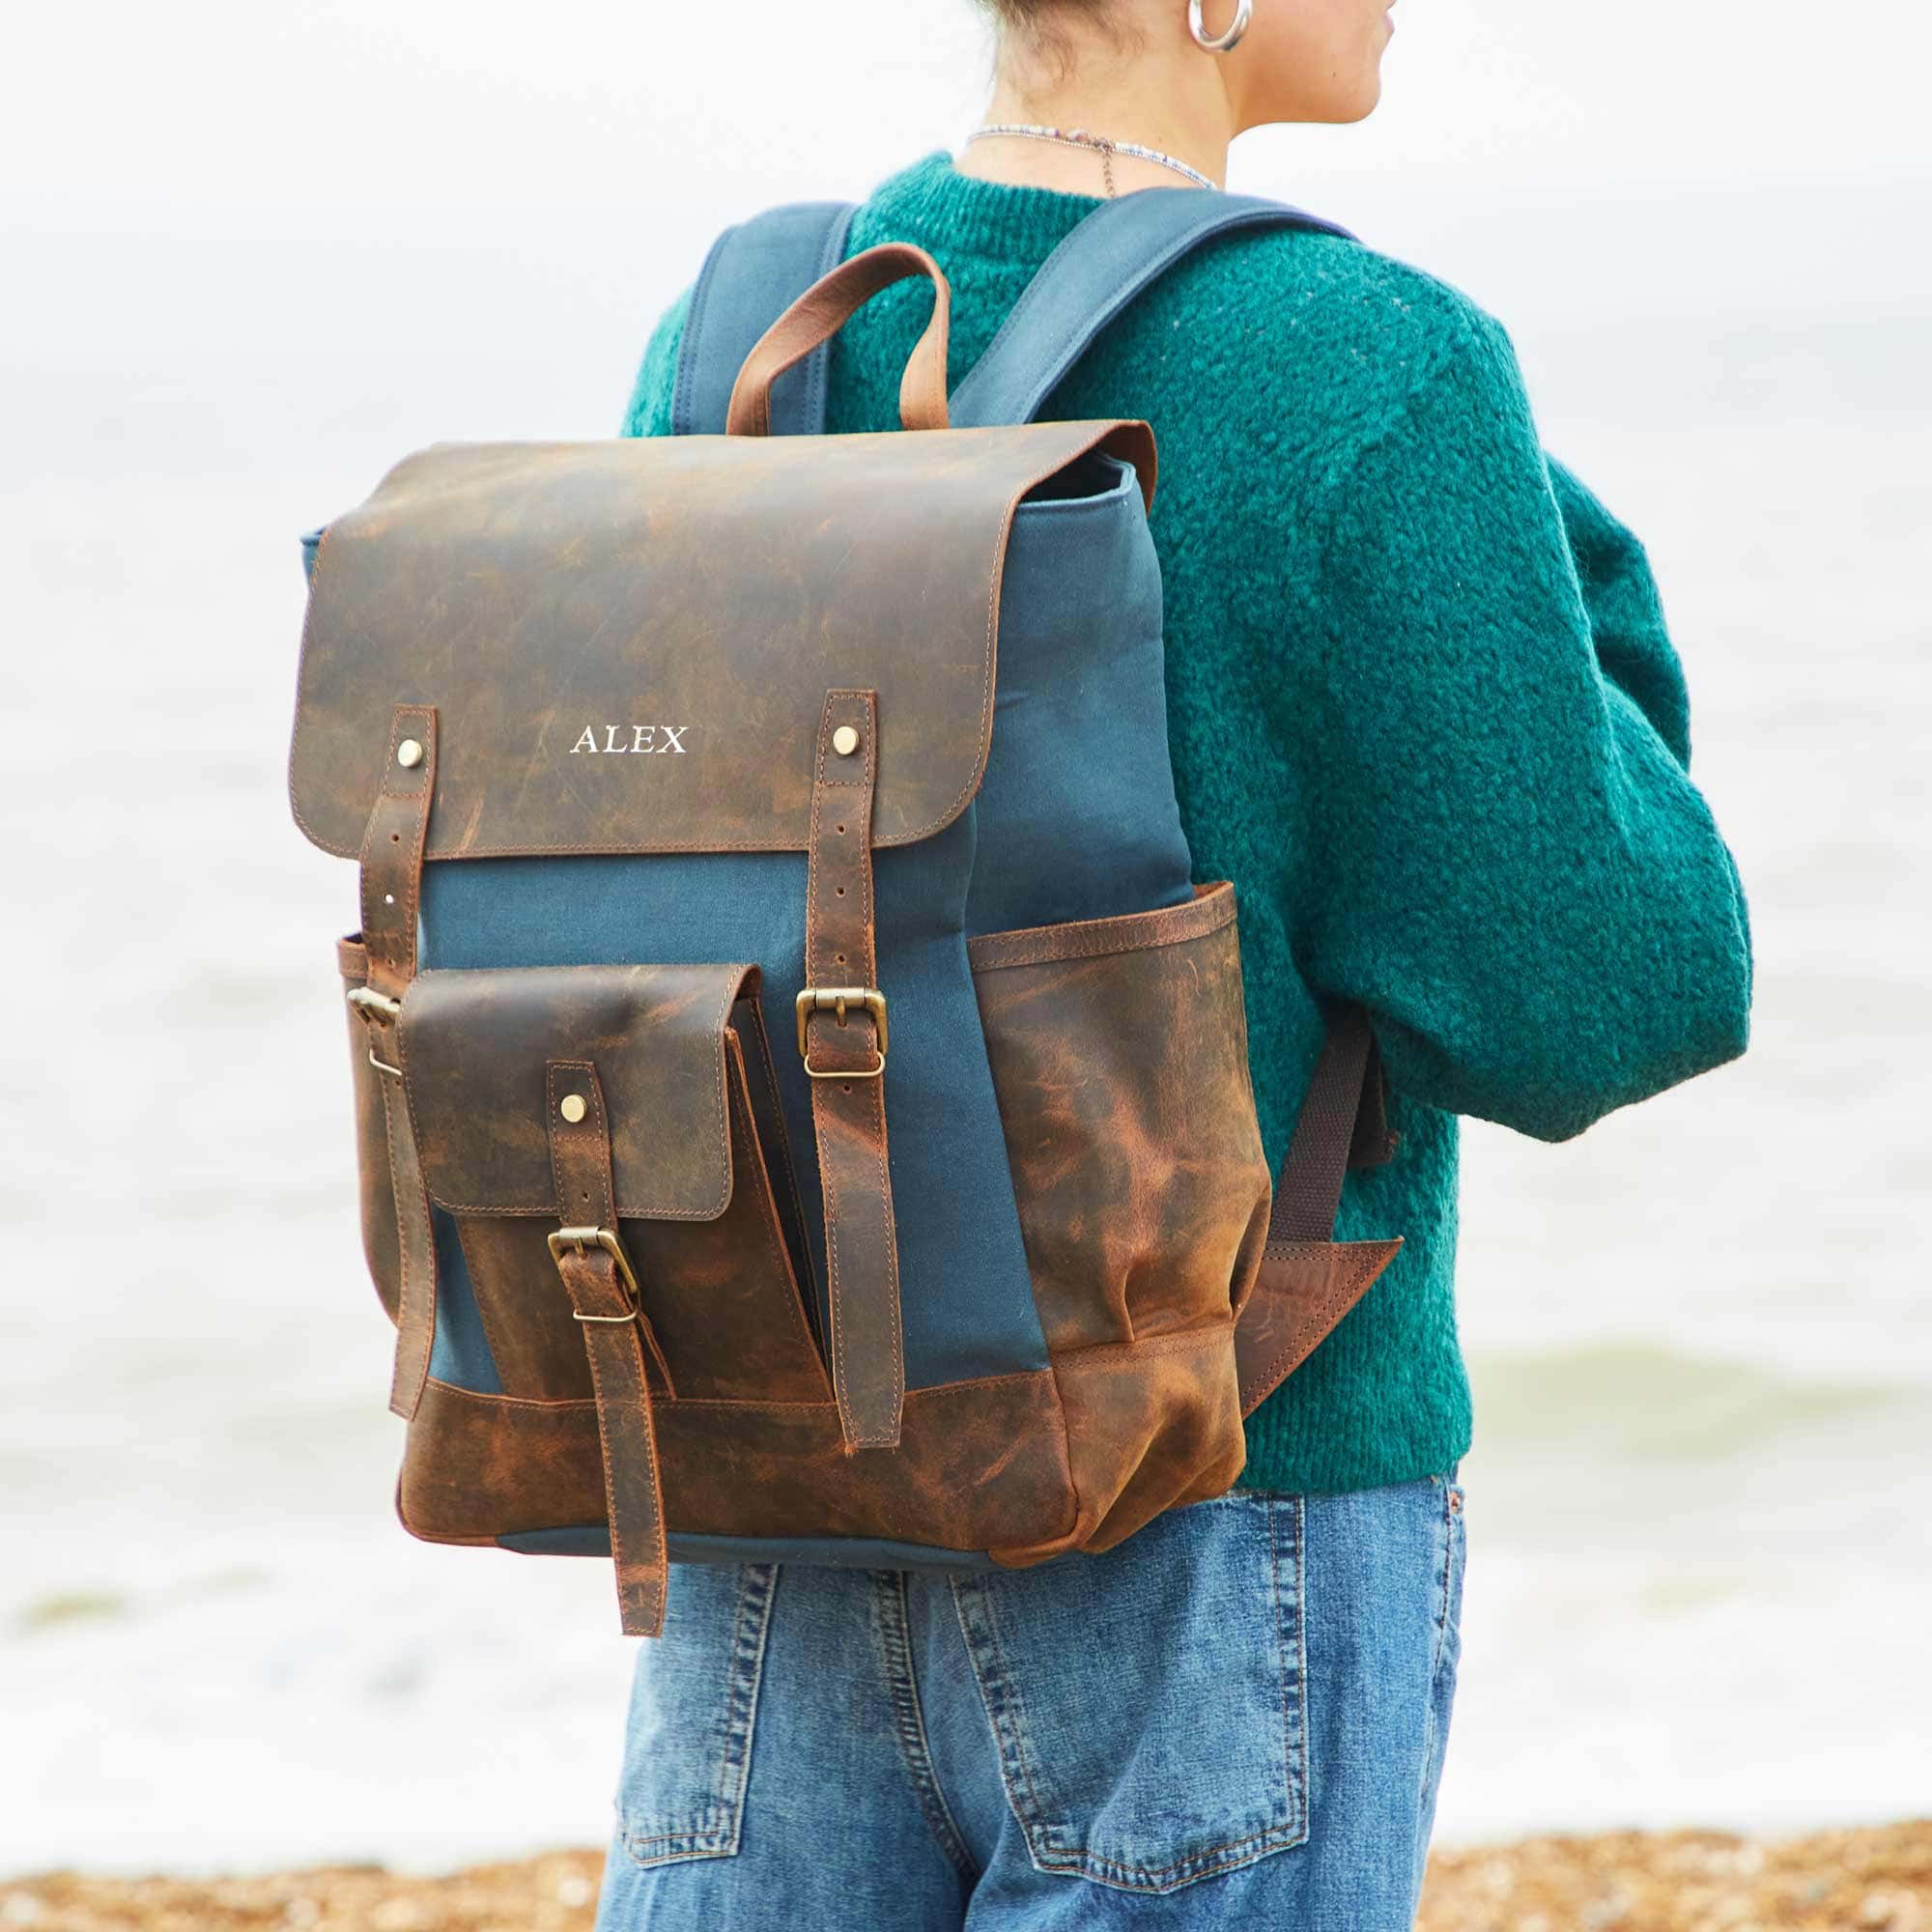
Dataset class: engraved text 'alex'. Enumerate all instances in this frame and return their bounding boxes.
[570,725,689,754]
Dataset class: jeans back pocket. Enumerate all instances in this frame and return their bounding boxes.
[950,1492,1308,1895]
[615,1563,778,1867]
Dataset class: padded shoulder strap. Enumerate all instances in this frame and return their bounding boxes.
[671,201,858,437]
[949,188,1354,430]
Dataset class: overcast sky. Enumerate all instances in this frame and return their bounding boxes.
[6,0,1930,211]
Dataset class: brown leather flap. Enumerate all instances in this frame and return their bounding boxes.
[290,422,1157,861]
[396,962,756,1221]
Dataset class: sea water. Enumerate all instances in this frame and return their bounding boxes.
[1,185,1927,1874]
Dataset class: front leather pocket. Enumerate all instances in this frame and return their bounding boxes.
[393,962,826,1404]
[968,882,1272,1357]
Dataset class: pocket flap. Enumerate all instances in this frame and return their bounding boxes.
[397,962,756,1221]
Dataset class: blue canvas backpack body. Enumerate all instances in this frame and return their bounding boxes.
[291,190,1401,1635]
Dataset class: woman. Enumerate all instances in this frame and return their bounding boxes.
[602,2,1752,1925]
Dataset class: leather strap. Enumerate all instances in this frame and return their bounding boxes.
[802,691,905,1450]
[1234,1005,1403,1416]
[727,244,951,438]
[673,202,856,438]
[354,704,440,1421]
[546,1060,672,1638]
[948,189,1355,431]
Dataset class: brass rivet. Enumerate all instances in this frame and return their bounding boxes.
[559,1094,587,1124]
[396,737,424,769]
[832,724,860,757]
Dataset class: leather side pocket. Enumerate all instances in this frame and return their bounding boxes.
[968,883,1272,1355]
[337,934,401,1323]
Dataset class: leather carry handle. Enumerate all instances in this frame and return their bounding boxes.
[726,243,952,437]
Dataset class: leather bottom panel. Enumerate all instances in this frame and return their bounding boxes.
[991,1322,1247,1569]
[396,1370,1078,1556]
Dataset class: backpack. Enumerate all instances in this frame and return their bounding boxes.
[289,189,1402,1637]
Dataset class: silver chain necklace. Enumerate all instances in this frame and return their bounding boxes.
[966,123,1219,197]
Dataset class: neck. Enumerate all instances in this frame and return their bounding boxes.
[961,34,1235,194]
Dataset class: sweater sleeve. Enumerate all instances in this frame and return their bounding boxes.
[1295,317,1752,1142]
[619,287,693,439]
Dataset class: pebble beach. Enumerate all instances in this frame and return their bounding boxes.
[7,1823,1928,1931]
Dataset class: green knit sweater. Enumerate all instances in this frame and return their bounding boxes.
[622,155,1753,1496]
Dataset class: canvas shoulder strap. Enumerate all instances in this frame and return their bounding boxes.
[948,187,1354,428]
[672,201,857,436]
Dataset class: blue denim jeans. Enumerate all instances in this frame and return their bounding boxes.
[595,1476,1465,1929]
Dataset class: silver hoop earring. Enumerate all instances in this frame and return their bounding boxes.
[1188,0,1253,53]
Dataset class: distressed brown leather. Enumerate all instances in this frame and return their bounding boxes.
[447,1214,593,1401]
[728,243,951,438]
[388,962,826,1406]
[803,691,904,1451]
[352,706,440,1423]
[990,1326,1246,1567]
[1233,1238,1404,1417]
[442,1037,828,1408]
[397,1371,1076,1555]
[357,705,436,997]
[397,962,756,1219]
[969,883,1272,1358]
[337,936,401,1323]
[545,1061,670,1638]
[289,421,1156,862]
[1233,1000,1404,1416]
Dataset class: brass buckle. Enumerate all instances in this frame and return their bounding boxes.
[795,986,888,1080]
[347,985,405,1076]
[548,1225,642,1322]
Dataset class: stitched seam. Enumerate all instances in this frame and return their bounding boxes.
[421,967,739,1221]
[671,224,731,437]
[873,1573,978,1881]
[865,1074,902,1436]
[697,973,736,1219]
[1288,1495,1309,1837]
[416,1196,728,1222]
[967,889,1235,972]
[415,1367,1053,1412]
[1049,1324,1232,1371]
[951,1576,1065,1869]
[1242,1242,1396,1406]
